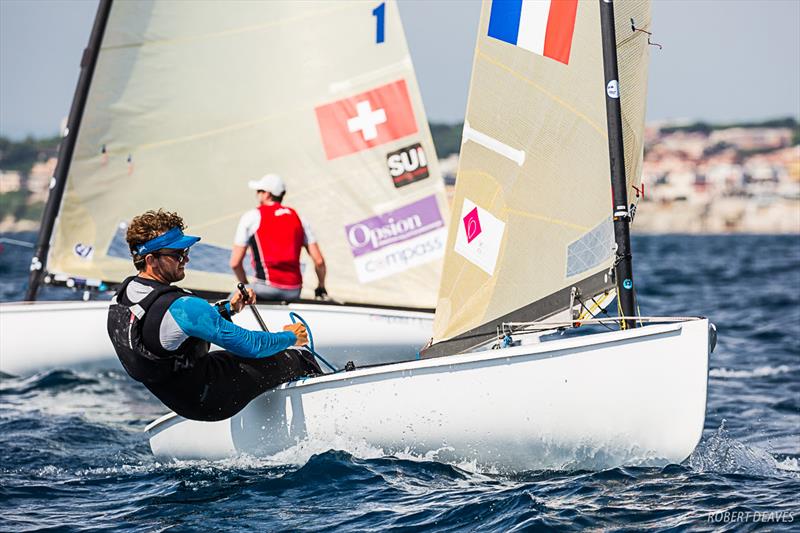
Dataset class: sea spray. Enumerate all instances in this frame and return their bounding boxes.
[688,421,791,477]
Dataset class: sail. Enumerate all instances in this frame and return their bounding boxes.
[45,0,447,308]
[427,0,651,354]
[615,1,650,200]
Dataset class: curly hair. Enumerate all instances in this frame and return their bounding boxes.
[126,209,186,269]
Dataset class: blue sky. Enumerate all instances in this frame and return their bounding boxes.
[1,0,798,139]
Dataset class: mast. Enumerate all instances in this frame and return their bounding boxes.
[25,0,113,301]
[599,0,637,328]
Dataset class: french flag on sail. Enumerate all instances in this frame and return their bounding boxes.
[488,0,578,65]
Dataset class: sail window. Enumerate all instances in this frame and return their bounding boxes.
[565,218,613,277]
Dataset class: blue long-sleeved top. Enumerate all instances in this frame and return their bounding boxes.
[162,296,295,358]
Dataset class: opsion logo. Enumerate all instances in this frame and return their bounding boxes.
[386,143,429,188]
[346,195,443,256]
[344,195,447,283]
[348,214,423,252]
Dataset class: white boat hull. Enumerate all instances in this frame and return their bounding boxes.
[0,301,433,375]
[146,318,711,471]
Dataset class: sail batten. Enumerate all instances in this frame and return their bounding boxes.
[425,0,650,353]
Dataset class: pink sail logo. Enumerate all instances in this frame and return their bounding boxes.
[463,206,482,243]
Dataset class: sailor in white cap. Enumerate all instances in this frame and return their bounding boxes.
[230,173,327,301]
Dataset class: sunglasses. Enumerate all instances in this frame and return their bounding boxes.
[152,248,190,263]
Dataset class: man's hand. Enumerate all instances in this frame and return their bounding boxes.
[283,322,308,346]
[231,286,256,314]
[314,286,328,301]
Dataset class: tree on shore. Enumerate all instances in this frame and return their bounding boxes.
[0,136,60,174]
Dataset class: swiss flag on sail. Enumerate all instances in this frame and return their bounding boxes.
[315,79,418,160]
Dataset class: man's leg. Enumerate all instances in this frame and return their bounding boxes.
[175,348,322,421]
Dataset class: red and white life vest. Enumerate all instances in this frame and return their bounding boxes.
[249,203,305,289]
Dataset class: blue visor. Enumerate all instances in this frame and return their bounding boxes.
[134,227,201,255]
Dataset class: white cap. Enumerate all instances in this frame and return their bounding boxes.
[247,173,285,196]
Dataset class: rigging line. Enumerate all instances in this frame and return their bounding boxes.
[101,4,351,52]
[0,237,34,248]
[577,292,610,321]
[504,316,699,328]
[629,177,644,224]
[590,295,611,316]
[629,18,662,50]
[476,49,607,139]
[577,295,615,331]
[617,20,651,48]
[616,294,629,331]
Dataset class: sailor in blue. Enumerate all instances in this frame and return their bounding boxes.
[163,293,294,357]
[107,209,321,421]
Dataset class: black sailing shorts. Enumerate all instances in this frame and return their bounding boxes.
[147,348,322,421]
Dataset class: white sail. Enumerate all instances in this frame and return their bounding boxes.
[427,0,651,353]
[46,0,447,308]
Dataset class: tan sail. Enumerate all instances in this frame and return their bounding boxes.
[430,0,650,348]
[616,0,650,201]
[47,0,447,308]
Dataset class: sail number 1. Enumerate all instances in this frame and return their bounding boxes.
[373,2,385,43]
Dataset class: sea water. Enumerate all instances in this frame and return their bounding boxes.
[1,234,798,531]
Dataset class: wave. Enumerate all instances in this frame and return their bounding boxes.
[0,369,99,396]
[709,365,793,379]
[145,431,681,476]
[774,456,800,472]
[154,436,497,477]
[688,421,798,477]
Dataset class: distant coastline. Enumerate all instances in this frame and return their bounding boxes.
[443,185,800,235]
[631,197,799,234]
[1,118,798,235]
[438,117,800,235]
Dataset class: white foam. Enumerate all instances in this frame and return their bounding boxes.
[256,434,677,474]
[35,465,66,477]
[253,435,497,477]
[689,421,799,478]
[776,457,800,472]
[709,365,793,379]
